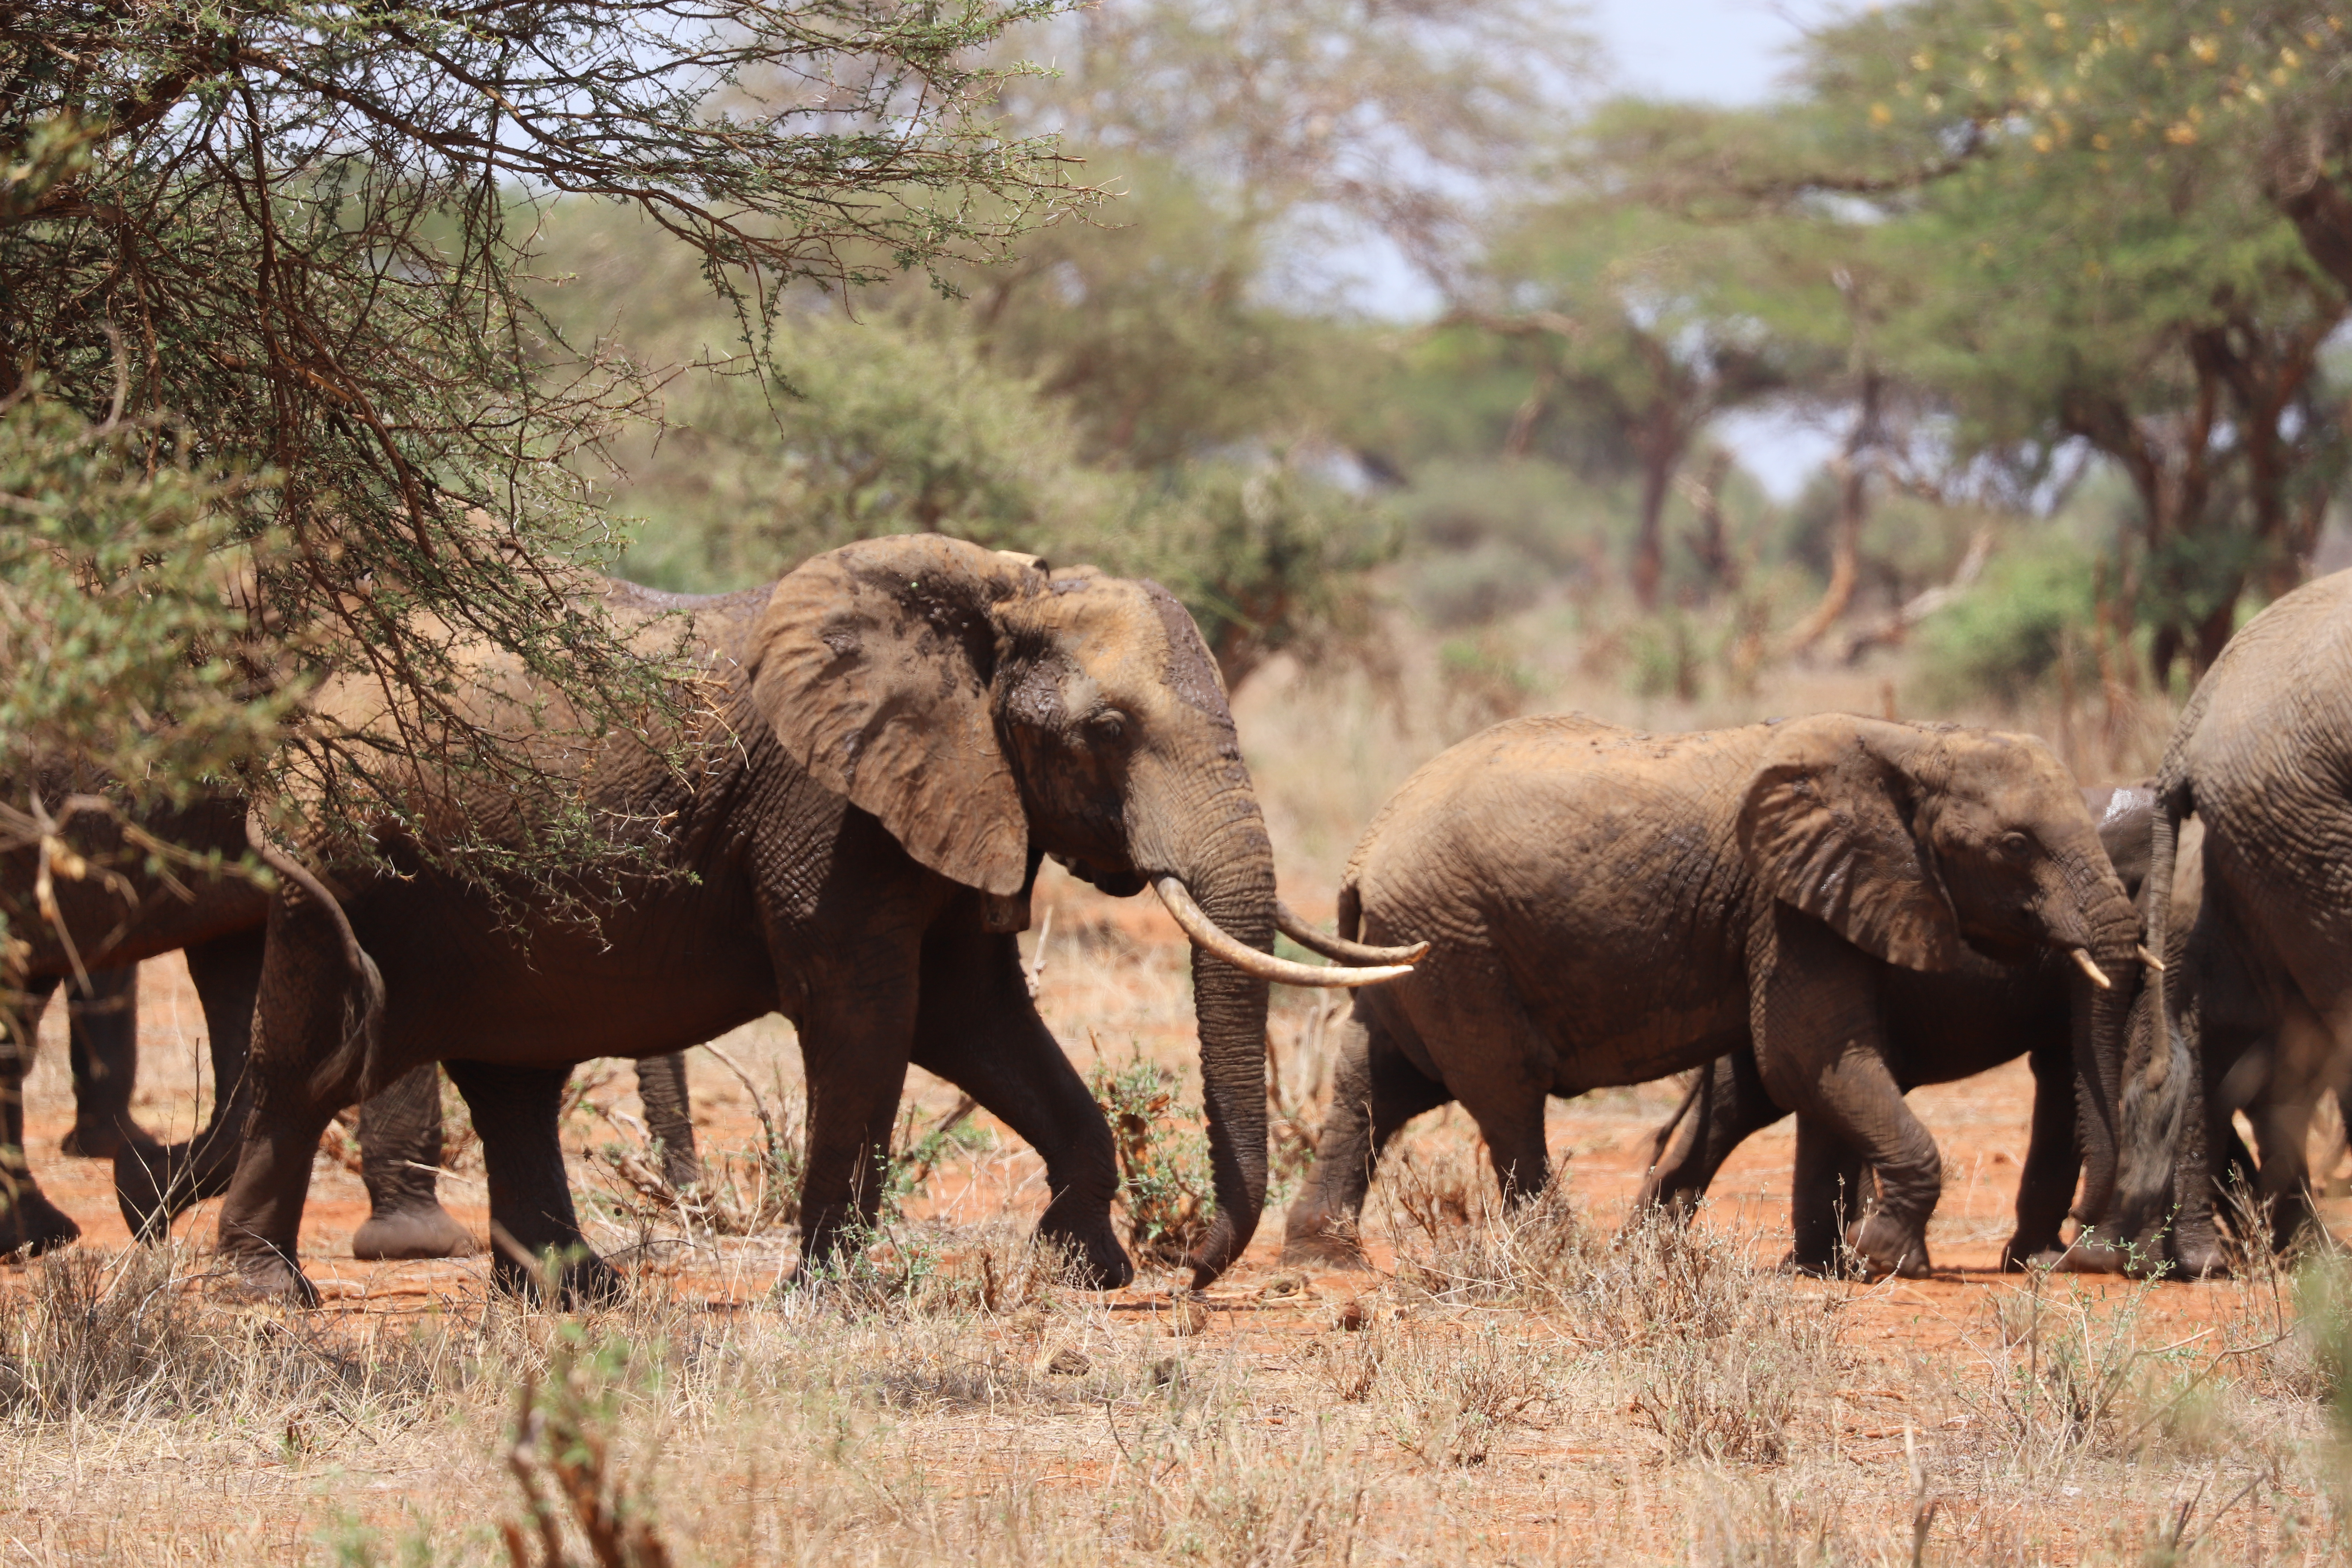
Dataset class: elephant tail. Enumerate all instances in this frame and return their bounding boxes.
[252,843,388,1107]
[2111,781,2192,1246]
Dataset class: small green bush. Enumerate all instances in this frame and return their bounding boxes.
[1087,1052,1214,1264]
[1914,536,2098,705]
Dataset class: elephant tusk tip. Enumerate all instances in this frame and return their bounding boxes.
[2069,947,2113,990]
[2135,943,2167,973]
[1156,876,1418,989]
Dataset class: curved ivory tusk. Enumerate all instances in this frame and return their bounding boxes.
[1272,899,1431,966]
[1154,878,1415,988]
[2135,943,2166,973]
[2069,947,2114,991]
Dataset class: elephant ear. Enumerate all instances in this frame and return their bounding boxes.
[747,535,1040,897]
[1737,717,1965,970]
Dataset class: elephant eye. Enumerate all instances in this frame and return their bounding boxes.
[2000,831,2031,856]
[1086,709,1129,746]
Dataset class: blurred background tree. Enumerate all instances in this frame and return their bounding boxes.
[15,0,2352,852]
[534,0,1590,688]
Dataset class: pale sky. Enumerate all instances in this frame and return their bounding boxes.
[1586,0,1859,494]
[1586,0,1853,106]
[1315,0,1860,494]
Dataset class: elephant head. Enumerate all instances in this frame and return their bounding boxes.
[747,535,1398,1286]
[1739,716,2145,1227]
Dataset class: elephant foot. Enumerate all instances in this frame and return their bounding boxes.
[59,1118,131,1160]
[352,1202,479,1261]
[1038,1222,1133,1291]
[1280,1228,1374,1271]
[1846,1214,1931,1280]
[490,1246,623,1309]
[113,1137,236,1241]
[1777,1248,1851,1280]
[0,1186,81,1258]
[1999,1235,2070,1272]
[214,1248,322,1307]
[2166,1232,2230,1282]
[2047,1231,2134,1274]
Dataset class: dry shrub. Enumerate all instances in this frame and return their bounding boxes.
[1688,1476,1871,1568]
[1387,1323,1547,1467]
[1626,1328,1808,1467]
[1384,1144,1595,1306]
[585,1075,805,1238]
[502,1332,675,1568]
[0,1246,459,1420]
[1377,1150,1835,1465]
[1090,1052,1214,1263]
[1113,1413,1367,1565]
[1305,1320,1384,1403]
[1604,1211,1841,1466]
[1966,1272,2213,1467]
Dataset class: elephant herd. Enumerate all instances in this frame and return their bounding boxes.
[4,535,2349,1302]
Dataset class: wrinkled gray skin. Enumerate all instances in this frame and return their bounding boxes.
[216,536,1293,1305]
[1637,784,2158,1272]
[1282,714,2144,1280]
[2125,570,2352,1274]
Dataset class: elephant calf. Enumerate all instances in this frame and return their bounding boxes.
[1636,785,2159,1271]
[1282,712,2144,1279]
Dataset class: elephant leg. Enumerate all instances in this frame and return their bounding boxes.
[2006,1038,2083,1270]
[907,926,1127,1288]
[1786,1115,1867,1276]
[1753,907,1938,1279]
[442,1059,615,1305]
[0,977,80,1256]
[2248,1086,2317,1256]
[2156,997,2251,1280]
[210,877,389,1301]
[351,1064,478,1260]
[1634,1049,1781,1222]
[115,927,266,1239]
[1396,966,1551,1207]
[1283,1003,1452,1264]
[61,965,141,1159]
[634,1051,701,1192]
[792,979,920,1280]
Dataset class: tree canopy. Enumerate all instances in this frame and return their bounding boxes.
[1,0,1085,869]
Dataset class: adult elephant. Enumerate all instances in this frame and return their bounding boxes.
[0,795,475,1258]
[2131,569,2352,1273]
[1634,784,2159,1272]
[1280,712,2143,1279]
[210,536,1406,1302]
[0,795,277,1253]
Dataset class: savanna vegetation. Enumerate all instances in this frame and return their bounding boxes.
[6,0,2352,1562]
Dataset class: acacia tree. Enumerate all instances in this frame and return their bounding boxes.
[0,1,1082,865]
[1801,0,2351,680]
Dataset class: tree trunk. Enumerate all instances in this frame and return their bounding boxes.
[1782,373,1881,655]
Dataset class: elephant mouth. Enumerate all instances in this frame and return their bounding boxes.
[1049,853,1147,898]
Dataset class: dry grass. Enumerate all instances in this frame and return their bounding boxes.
[7,606,2348,1565]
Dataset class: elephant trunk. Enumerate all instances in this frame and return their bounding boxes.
[2108,793,2190,1249]
[1131,771,1277,1290]
[2063,881,2145,1232]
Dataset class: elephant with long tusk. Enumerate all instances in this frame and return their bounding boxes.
[208,536,1413,1305]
